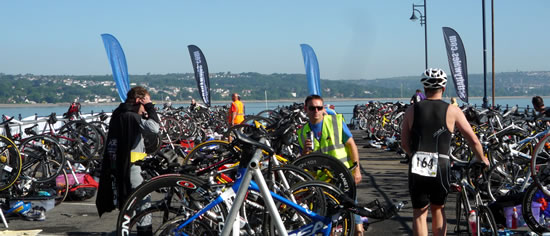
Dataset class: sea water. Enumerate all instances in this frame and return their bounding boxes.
[0,97,539,123]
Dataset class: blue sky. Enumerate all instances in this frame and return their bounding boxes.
[0,1,548,80]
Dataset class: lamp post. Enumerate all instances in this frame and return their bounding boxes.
[482,0,488,108]
[410,0,427,70]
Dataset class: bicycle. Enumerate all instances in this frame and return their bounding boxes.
[452,161,498,236]
[151,131,404,235]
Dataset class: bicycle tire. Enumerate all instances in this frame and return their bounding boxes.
[241,164,314,234]
[0,135,22,191]
[116,174,225,236]
[292,153,356,199]
[531,133,550,197]
[155,214,218,236]
[52,160,69,206]
[58,120,102,163]
[241,115,275,127]
[160,116,183,143]
[182,140,235,167]
[19,135,66,183]
[477,205,498,236]
[223,124,255,141]
[88,121,108,157]
[522,179,550,234]
[455,192,471,235]
[272,180,355,236]
[486,159,526,202]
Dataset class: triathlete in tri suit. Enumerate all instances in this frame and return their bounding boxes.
[229,93,245,126]
[400,68,489,236]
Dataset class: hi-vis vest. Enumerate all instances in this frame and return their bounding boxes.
[298,114,352,167]
[229,100,245,124]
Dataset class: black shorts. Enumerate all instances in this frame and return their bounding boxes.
[408,157,451,209]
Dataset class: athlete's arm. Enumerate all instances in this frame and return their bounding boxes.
[345,137,362,184]
[449,106,489,166]
[400,106,414,156]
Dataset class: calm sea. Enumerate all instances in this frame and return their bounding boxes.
[0,97,539,123]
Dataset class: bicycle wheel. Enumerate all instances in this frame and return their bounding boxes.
[223,124,256,141]
[58,120,102,163]
[270,180,355,236]
[88,121,108,157]
[116,174,225,236]
[182,140,236,168]
[155,214,218,236]
[241,116,275,127]
[486,159,527,202]
[292,153,356,199]
[160,116,183,143]
[0,135,22,191]
[455,192,472,235]
[531,133,550,197]
[477,205,498,236]
[19,135,65,183]
[52,160,69,206]
[26,160,68,206]
[239,165,314,234]
[523,178,550,234]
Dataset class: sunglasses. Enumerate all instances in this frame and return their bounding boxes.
[308,106,324,111]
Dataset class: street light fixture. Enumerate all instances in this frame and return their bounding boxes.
[410,1,428,70]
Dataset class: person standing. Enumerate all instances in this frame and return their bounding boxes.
[532,96,550,118]
[96,86,160,235]
[297,94,364,235]
[229,93,245,126]
[401,69,489,236]
[450,97,459,107]
[410,89,426,104]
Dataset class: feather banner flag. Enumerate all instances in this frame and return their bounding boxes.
[101,34,130,102]
[300,44,321,96]
[188,45,211,107]
[442,27,469,103]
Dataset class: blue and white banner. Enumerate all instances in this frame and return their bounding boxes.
[300,44,321,96]
[188,45,211,107]
[442,27,469,103]
[101,34,130,102]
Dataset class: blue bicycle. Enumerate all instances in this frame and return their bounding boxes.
[144,131,404,235]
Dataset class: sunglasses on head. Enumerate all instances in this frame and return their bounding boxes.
[308,106,324,111]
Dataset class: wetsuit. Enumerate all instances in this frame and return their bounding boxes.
[408,100,452,208]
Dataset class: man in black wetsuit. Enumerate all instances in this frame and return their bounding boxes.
[400,68,489,236]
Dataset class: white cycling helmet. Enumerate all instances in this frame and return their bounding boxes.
[420,68,447,89]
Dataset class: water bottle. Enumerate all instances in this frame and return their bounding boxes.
[308,131,315,151]
[511,207,518,229]
[468,210,477,236]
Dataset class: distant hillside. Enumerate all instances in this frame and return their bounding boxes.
[0,71,549,104]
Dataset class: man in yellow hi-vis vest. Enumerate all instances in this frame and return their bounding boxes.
[297,94,363,235]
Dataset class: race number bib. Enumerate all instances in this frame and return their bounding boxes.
[411,151,438,177]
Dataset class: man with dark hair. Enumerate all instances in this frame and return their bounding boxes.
[297,94,364,235]
[410,89,426,104]
[401,68,488,236]
[532,96,550,117]
[96,86,160,235]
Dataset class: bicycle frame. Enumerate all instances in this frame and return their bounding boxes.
[174,139,338,236]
